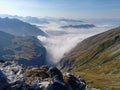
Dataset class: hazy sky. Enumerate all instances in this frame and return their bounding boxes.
[0,0,120,19]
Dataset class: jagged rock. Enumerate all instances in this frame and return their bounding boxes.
[58,59,75,71]
[0,61,24,83]
[25,66,49,85]
[0,61,89,90]
[0,70,10,90]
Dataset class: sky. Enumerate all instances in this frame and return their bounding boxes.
[0,0,120,19]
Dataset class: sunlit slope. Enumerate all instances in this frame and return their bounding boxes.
[59,26,120,89]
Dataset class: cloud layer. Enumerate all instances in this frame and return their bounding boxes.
[37,18,120,65]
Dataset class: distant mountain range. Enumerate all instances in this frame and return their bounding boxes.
[0,17,46,36]
[0,14,84,24]
[0,14,49,24]
[58,26,120,89]
[0,31,46,66]
[22,16,49,24]
[59,18,83,22]
[61,24,95,29]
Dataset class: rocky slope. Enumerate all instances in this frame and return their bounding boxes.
[0,61,98,90]
[0,61,57,90]
[0,17,46,36]
[58,26,120,90]
[0,60,48,90]
[0,31,46,66]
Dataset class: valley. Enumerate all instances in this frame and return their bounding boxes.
[0,16,120,90]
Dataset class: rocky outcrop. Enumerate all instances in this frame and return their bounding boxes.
[58,59,76,71]
[0,61,100,90]
[0,61,24,83]
[0,61,24,90]
[25,66,49,85]
[0,61,47,90]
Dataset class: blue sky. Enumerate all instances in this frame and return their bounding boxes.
[0,0,120,19]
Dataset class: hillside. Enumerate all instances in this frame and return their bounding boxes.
[0,17,46,36]
[58,26,120,90]
[0,31,46,66]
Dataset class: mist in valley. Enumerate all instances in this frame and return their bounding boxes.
[37,18,120,65]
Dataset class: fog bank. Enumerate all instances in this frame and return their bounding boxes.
[37,18,120,65]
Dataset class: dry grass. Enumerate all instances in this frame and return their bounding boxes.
[59,27,120,90]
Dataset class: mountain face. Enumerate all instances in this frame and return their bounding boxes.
[0,31,46,66]
[0,17,46,36]
[0,31,14,47]
[58,26,120,89]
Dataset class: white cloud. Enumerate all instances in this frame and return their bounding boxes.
[37,18,120,65]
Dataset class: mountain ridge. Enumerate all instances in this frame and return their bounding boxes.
[61,24,95,29]
[0,17,46,36]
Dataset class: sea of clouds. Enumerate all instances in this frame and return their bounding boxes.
[37,18,120,65]
[0,14,119,65]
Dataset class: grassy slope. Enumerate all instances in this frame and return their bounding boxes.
[59,26,120,90]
